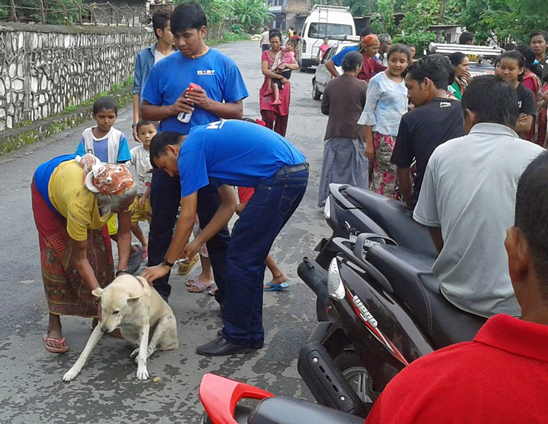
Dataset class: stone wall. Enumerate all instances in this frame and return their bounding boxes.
[0,22,154,134]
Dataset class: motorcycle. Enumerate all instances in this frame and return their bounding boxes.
[298,186,487,413]
[317,183,437,264]
[200,373,365,424]
[314,183,437,321]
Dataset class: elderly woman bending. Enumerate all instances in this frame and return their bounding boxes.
[32,153,136,353]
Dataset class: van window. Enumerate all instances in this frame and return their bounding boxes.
[308,23,352,39]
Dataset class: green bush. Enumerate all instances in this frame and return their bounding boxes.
[393,32,436,58]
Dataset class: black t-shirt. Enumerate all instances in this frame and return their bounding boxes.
[516,83,536,116]
[391,98,465,195]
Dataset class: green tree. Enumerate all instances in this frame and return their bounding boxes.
[456,0,548,44]
[229,0,273,32]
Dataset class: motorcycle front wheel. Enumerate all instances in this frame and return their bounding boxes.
[334,351,375,404]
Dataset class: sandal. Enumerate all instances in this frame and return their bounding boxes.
[177,255,199,275]
[264,282,290,292]
[188,278,215,293]
[43,335,70,354]
[208,288,218,297]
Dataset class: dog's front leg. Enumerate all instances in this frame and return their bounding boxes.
[63,325,104,382]
[135,323,150,381]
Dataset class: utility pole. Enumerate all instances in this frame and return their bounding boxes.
[368,0,372,13]
[440,0,446,23]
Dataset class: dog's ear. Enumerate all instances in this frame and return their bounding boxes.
[92,288,104,298]
[127,291,145,302]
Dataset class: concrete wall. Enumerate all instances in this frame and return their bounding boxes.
[0,22,153,134]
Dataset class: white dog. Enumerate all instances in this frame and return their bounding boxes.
[63,275,178,382]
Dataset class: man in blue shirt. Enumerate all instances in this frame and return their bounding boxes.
[132,10,175,141]
[325,27,375,78]
[140,2,249,304]
[142,120,308,356]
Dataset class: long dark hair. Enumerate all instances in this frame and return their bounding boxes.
[515,45,543,79]
[497,51,526,82]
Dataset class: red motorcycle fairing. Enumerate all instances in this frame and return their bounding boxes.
[199,374,274,424]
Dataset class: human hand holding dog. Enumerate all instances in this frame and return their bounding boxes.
[141,264,170,284]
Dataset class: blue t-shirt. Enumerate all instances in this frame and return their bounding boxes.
[34,154,77,211]
[177,120,306,197]
[142,49,249,134]
[332,45,359,67]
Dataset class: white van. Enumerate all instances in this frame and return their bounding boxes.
[298,5,355,71]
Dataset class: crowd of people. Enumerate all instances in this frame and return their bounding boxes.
[29,3,548,419]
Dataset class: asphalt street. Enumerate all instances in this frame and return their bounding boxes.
[0,40,333,423]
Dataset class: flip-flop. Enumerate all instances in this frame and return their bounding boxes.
[264,282,290,292]
[128,245,143,274]
[43,335,70,354]
[178,255,199,275]
[188,278,215,293]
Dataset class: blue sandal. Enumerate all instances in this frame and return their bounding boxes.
[264,282,290,291]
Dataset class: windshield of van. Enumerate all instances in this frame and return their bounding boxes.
[308,23,353,39]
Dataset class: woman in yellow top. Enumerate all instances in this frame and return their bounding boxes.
[32,153,136,354]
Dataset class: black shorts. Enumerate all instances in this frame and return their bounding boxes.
[273,69,292,90]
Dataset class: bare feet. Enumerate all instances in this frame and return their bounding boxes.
[264,273,288,289]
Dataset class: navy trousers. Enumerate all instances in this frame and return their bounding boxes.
[148,169,230,301]
[221,166,309,346]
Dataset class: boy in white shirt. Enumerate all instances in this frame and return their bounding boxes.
[75,96,132,238]
[127,121,154,260]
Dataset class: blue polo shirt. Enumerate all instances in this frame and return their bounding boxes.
[142,49,249,134]
[332,45,359,67]
[177,120,306,197]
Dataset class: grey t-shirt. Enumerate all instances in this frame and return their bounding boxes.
[414,123,543,318]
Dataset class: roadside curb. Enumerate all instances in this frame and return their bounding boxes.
[0,86,133,156]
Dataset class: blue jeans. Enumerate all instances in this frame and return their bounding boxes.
[222,166,309,346]
[149,170,230,300]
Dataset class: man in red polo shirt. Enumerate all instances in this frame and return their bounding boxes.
[365,151,548,423]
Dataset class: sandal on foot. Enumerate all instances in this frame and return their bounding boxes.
[188,278,215,293]
[208,288,218,297]
[43,335,69,354]
[178,255,199,275]
[264,282,290,292]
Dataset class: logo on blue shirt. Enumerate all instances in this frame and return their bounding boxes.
[197,70,216,76]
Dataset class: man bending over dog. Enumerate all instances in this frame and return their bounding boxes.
[141,120,308,356]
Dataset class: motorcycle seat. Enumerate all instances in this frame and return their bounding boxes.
[366,244,486,349]
[249,397,364,424]
[344,187,438,258]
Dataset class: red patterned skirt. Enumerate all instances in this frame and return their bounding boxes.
[31,181,114,318]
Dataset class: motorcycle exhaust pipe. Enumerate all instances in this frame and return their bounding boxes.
[298,337,369,418]
[297,257,329,303]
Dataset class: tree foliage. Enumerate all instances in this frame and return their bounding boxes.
[455,0,548,45]
[176,0,272,33]
[340,0,548,46]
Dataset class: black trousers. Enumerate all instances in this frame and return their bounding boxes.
[148,169,230,302]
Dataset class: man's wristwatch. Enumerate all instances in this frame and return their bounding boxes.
[131,122,138,128]
[161,258,174,268]
[116,268,130,277]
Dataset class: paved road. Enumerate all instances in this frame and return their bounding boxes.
[0,40,331,423]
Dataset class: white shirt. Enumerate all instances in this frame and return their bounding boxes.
[414,123,544,317]
[154,49,173,64]
[358,72,408,136]
[128,146,152,196]
[260,31,270,46]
